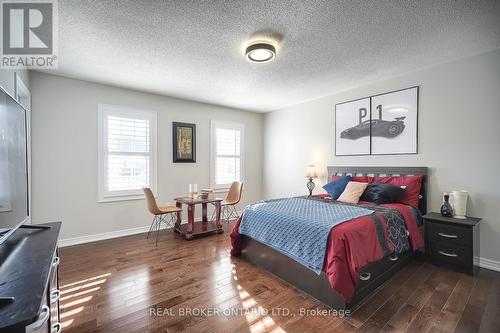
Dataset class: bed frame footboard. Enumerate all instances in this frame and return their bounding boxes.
[240,235,417,310]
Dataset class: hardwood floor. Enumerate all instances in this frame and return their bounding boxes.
[59,223,500,333]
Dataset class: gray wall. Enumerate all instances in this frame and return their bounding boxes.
[263,48,500,263]
[30,72,264,240]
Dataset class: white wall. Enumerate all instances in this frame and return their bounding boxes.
[30,72,263,240]
[0,69,30,97]
[264,48,500,263]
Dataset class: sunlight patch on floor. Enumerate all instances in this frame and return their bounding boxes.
[60,272,111,289]
[61,295,93,309]
[60,306,85,319]
[60,272,111,330]
[61,279,107,294]
[233,269,285,333]
[60,286,100,302]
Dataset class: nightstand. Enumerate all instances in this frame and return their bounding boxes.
[423,212,481,275]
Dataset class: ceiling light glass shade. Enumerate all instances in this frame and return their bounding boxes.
[245,43,276,63]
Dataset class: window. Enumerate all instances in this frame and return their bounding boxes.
[210,120,244,189]
[98,104,157,202]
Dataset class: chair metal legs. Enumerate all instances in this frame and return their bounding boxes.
[209,204,239,223]
[147,215,159,239]
[221,205,240,223]
[147,213,176,246]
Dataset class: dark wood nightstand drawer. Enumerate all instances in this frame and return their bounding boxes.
[423,213,481,276]
[426,240,472,271]
[425,221,471,247]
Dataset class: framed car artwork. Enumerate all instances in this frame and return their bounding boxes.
[335,97,371,156]
[335,86,418,156]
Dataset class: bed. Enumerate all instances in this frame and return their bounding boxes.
[231,166,427,310]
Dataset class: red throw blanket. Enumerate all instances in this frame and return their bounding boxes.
[230,203,423,302]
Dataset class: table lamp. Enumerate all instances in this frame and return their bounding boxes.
[306,165,318,196]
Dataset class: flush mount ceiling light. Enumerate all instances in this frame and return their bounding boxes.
[245,42,276,63]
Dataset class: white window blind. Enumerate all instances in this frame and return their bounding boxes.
[98,105,157,202]
[210,120,244,189]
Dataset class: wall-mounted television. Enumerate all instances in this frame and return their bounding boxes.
[0,86,29,245]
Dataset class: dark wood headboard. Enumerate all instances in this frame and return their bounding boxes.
[327,166,428,214]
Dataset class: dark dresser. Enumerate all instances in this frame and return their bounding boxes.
[0,222,61,333]
[424,213,481,275]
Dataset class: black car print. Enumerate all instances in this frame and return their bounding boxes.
[340,116,406,140]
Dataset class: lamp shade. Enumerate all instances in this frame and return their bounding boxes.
[306,165,318,178]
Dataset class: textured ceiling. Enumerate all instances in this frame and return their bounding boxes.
[39,0,500,112]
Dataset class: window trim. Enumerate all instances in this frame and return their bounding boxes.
[210,119,245,190]
[98,104,157,203]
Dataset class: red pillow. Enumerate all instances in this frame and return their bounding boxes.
[313,194,331,199]
[332,175,374,183]
[374,175,423,208]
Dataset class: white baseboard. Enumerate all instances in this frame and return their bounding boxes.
[59,210,243,247]
[474,256,500,272]
[59,224,152,247]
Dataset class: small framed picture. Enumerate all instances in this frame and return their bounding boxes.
[173,122,196,163]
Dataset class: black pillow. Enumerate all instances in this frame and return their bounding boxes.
[361,182,406,204]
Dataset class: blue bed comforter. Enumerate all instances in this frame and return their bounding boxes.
[238,197,374,274]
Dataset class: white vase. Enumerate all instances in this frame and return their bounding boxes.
[451,190,468,219]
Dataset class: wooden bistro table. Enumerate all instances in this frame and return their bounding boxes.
[174,196,223,240]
